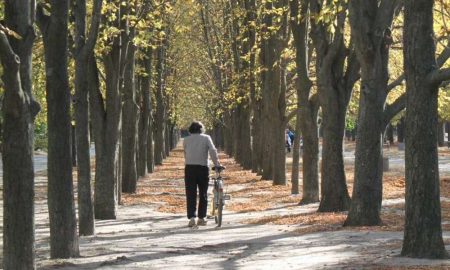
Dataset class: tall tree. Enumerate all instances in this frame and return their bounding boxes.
[260,0,289,185]
[37,0,80,258]
[344,0,401,226]
[401,0,450,258]
[120,0,155,192]
[121,21,139,193]
[138,47,154,176]
[289,0,320,201]
[310,0,360,212]
[154,40,166,165]
[0,0,40,267]
[231,0,253,170]
[90,0,123,219]
[73,0,103,236]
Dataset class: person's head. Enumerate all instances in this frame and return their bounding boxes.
[188,121,204,134]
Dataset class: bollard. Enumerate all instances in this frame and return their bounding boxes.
[383,157,389,172]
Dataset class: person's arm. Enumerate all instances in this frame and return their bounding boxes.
[206,136,220,166]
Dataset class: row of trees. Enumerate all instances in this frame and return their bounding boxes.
[0,0,449,268]
[193,0,450,259]
[0,0,180,268]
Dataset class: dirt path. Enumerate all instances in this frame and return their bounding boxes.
[2,144,450,269]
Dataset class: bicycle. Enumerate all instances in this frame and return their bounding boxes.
[210,165,230,227]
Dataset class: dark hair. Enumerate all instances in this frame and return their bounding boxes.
[188,121,204,134]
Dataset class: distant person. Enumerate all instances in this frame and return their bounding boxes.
[183,121,221,227]
[288,129,295,144]
[285,129,292,153]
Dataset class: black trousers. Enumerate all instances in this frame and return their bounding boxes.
[184,165,209,219]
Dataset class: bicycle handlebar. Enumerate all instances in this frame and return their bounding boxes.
[212,165,226,172]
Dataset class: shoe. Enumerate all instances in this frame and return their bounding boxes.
[197,218,207,226]
[188,218,196,227]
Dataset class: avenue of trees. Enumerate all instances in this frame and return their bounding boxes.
[0,0,450,268]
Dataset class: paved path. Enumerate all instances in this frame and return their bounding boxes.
[0,146,95,179]
[31,145,450,270]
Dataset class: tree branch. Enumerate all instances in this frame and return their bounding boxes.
[84,0,103,56]
[344,47,360,97]
[88,54,106,121]
[0,29,23,118]
[427,67,450,86]
[375,0,403,32]
[36,3,51,37]
[383,92,406,127]
[0,27,20,71]
[388,38,450,93]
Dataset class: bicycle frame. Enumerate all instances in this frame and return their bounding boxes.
[210,167,229,226]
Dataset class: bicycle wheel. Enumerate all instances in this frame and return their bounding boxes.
[217,190,223,227]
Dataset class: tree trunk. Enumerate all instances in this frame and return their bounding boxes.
[74,52,95,236]
[138,47,153,176]
[309,0,359,212]
[235,104,252,169]
[401,0,448,258]
[290,0,319,202]
[251,102,263,174]
[224,113,234,156]
[437,120,445,147]
[89,42,121,219]
[165,122,171,156]
[73,0,101,237]
[318,94,351,211]
[1,0,40,266]
[154,45,166,165]
[299,107,320,203]
[345,0,400,226]
[37,0,80,257]
[386,123,394,144]
[344,77,385,226]
[147,118,155,173]
[446,122,450,145]
[291,107,301,194]
[71,124,77,167]
[272,63,287,185]
[121,29,138,193]
[397,117,405,143]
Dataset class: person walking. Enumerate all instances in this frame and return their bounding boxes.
[183,121,221,227]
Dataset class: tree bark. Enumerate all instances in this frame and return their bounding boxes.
[165,122,171,156]
[447,122,450,145]
[251,102,263,174]
[224,113,234,156]
[121,27,138,193]
[231,0,253,170]
[291,107,301,195]
[73,0,102,237]
[89,30,121,219]
[345,0,401,226]
[147,116,155,173]
[138,47,153,176]
[309,1,357,212]
[37,0,80,258]
[397,117,405,143]
[260,0,288,185]
[154,44,166,165]
[386,124,394,144]
[437,120,445,147]
[1,0,40,266]
[290,0,319,202]
[401,0,449,258]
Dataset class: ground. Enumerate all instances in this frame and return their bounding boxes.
[1,142,450,269]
